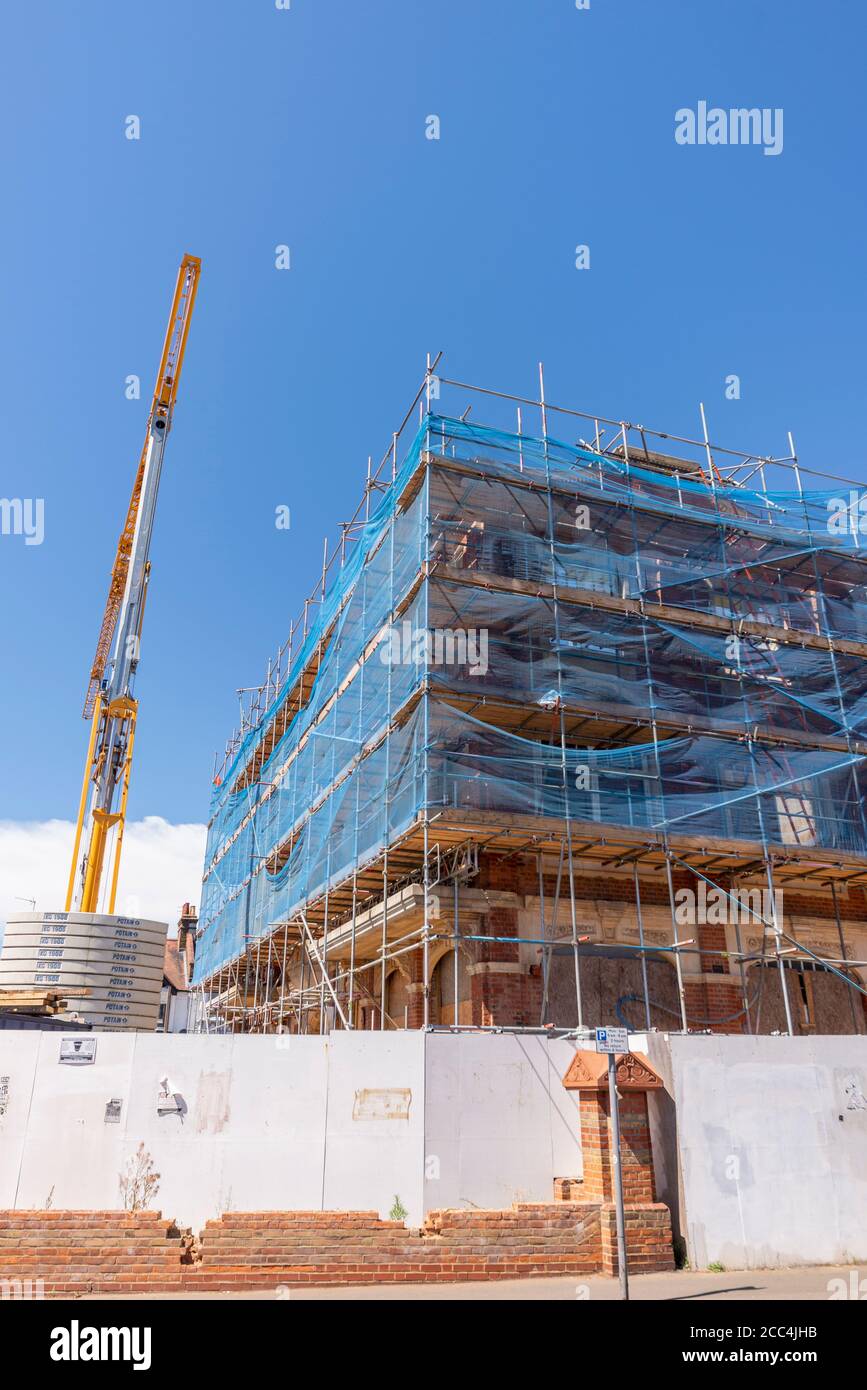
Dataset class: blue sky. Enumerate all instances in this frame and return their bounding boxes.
[1,0,865,833]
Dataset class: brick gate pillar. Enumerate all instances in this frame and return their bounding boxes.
[563,1050,674,1274]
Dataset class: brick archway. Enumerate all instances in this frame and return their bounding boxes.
[430,946,472,1025]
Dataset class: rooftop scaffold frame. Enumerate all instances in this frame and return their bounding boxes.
[191,361,867,1039]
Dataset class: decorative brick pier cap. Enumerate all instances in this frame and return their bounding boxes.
[561,1050,664,1092]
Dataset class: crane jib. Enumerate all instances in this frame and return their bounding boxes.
[66,255,201,916]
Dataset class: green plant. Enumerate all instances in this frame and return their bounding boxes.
[389,1194,408,1222]
[708,1261,726,1273]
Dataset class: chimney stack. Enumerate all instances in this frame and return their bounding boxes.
[177,902,198,985]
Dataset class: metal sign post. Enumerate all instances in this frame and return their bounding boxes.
[595,1026,629,1301]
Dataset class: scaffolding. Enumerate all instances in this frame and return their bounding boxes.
[191,365,867,1037]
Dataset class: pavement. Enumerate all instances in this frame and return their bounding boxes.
[89,1265,864,1300]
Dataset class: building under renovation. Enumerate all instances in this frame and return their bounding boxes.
[192,369,867,1038]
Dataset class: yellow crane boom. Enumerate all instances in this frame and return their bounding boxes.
[66,255,201,915]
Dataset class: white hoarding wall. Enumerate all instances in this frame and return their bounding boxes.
[0,1030,578,1231]
[644,1033,867,1269]
[424,1032,582,1211]
[0,1031,431,1230]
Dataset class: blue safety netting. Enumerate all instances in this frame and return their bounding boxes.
[428,415,867,555]
[196,415,867,980]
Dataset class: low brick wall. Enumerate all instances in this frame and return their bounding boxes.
[0,1202,673,1295]
[186,1204,604,1290]
[0,1211,188,1297]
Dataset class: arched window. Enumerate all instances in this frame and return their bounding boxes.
[385,968,411,1030]
[430,949,470,1026]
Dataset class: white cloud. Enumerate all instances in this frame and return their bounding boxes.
[0,817,207,941]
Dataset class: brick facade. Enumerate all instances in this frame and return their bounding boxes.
[404,949,427,1030]
[466,901,542,1027]
[469,852,867,1036]
[683,979,745,1034]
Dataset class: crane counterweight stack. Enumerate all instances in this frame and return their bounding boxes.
[66,254,201,916]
